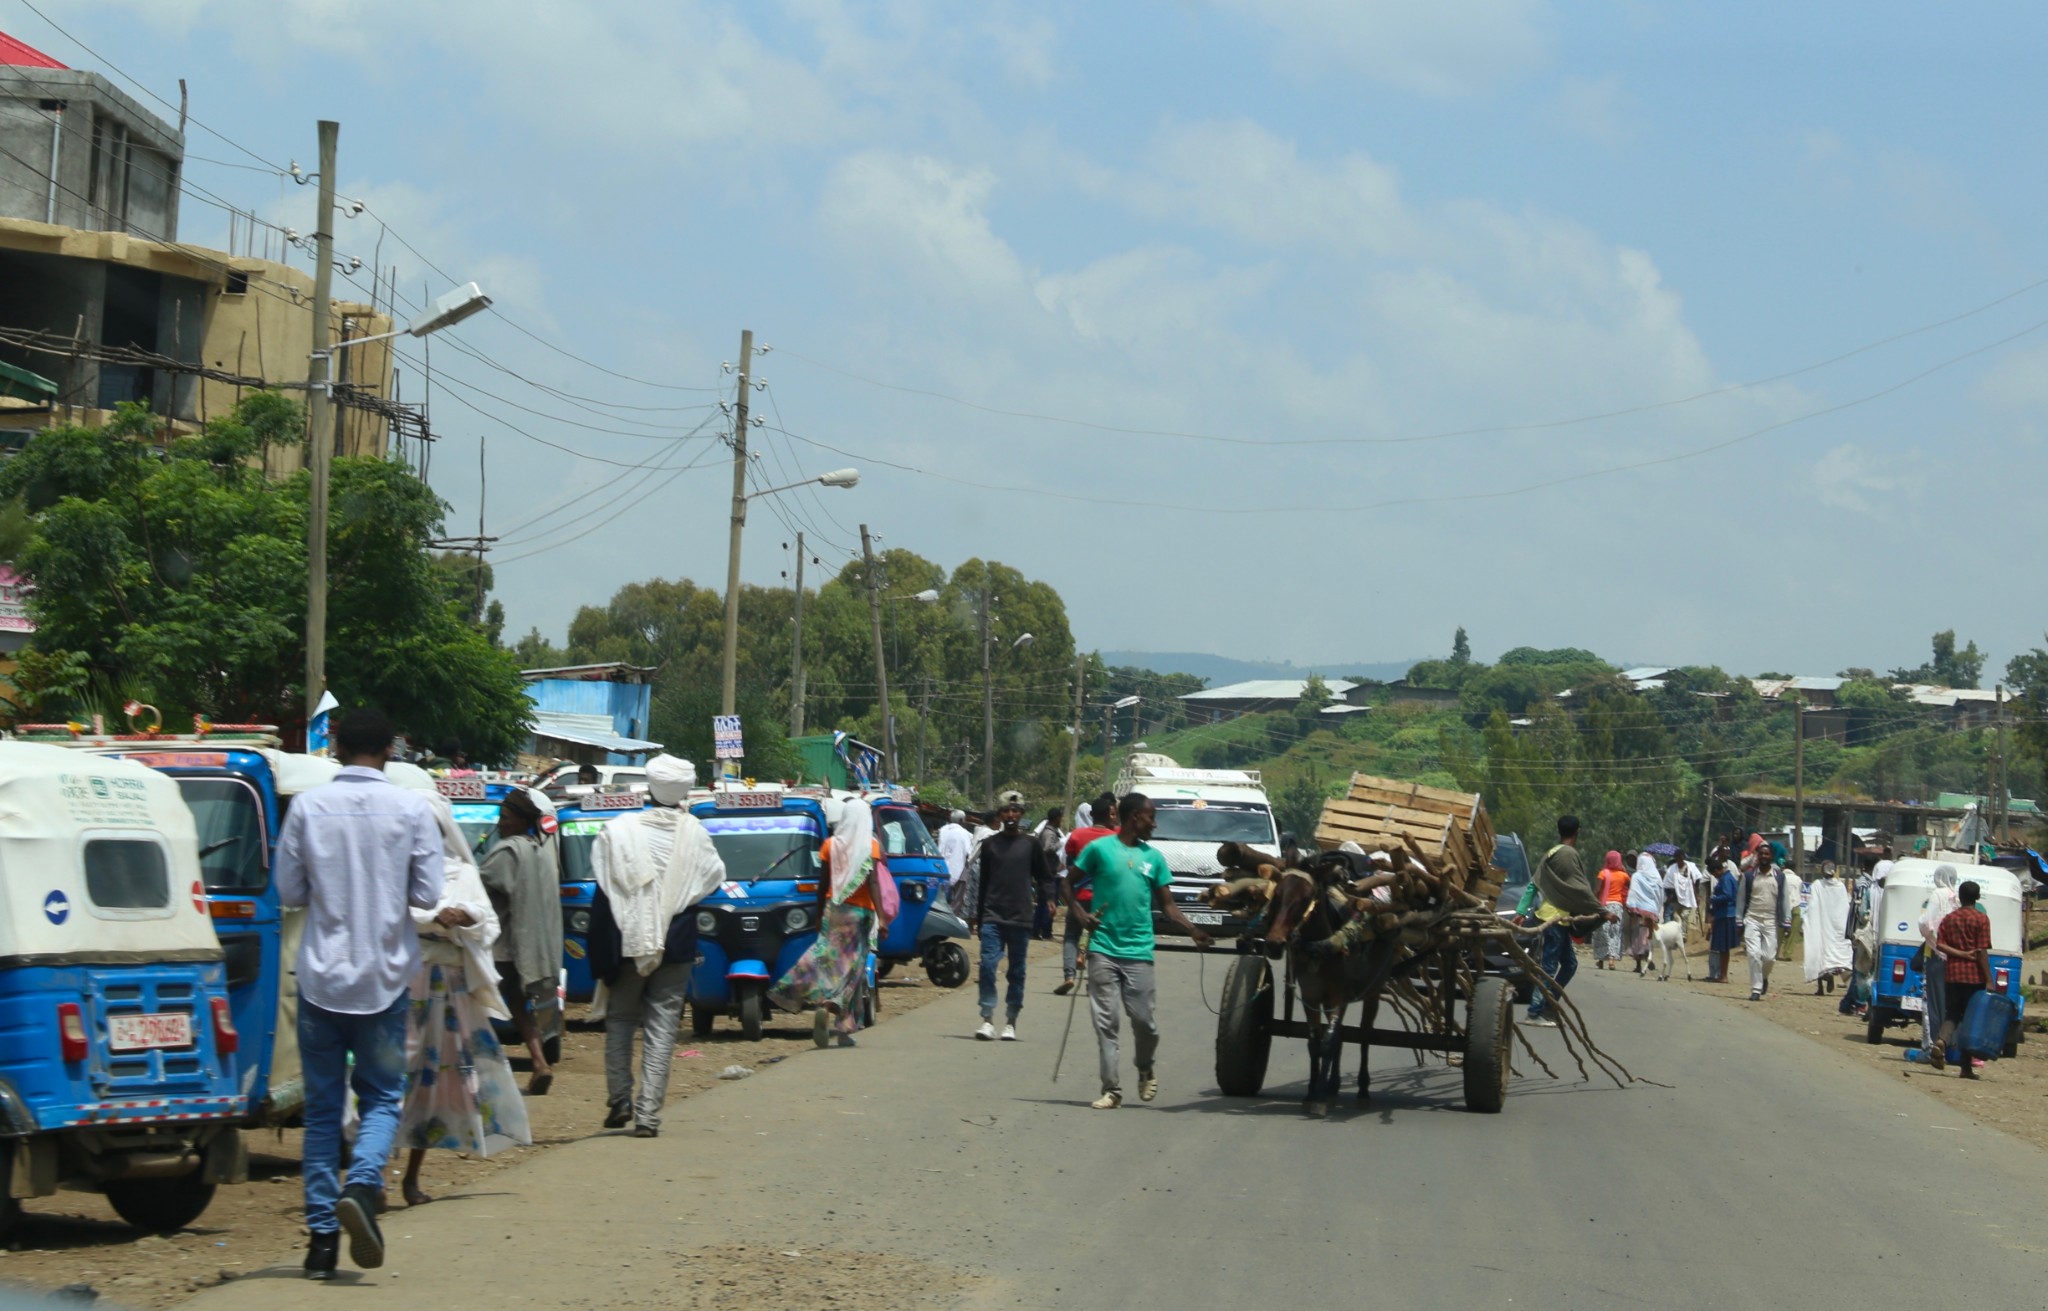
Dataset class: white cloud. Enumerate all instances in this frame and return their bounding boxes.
[1552,75,1640,147]
[818,152,1027,296]
[1975,340,2048,414]
[1811,443,1922,515]
[988,16,1058,89]
[1215,0,1553,97]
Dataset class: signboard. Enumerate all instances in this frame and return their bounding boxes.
[0,566,32,634]
[579,789,645,811]
[721,791,781,810]
[436,776,488,801]
[713,715,744,759]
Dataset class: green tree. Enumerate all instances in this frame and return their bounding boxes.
[1891,629,1985,689]
[1451,626,1472,666]
[0,397,530,757]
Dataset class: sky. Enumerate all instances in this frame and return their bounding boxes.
[11,1,2048,682]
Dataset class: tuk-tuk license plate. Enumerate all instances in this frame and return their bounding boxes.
[108,1012,194,1052]
[1898,995,1924,1014]
[1186,911,1223,925]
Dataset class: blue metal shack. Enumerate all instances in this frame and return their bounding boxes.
[521,663,662,765]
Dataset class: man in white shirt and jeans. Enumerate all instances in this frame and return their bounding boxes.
[275,709,443,1279]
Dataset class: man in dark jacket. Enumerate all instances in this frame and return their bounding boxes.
[973,790,1053,1041]
[1526,814,1602,1027]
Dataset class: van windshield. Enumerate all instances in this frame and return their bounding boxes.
[1149,801,1274,846]
[178,778,268,893]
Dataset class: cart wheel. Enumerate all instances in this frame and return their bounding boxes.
[1864,1005,1890,1045]
[1464,976,1511,1114]
[1214,955,1273,1097]
[925,942,970,989]
[691,1003,716,1037]
[104,1171,217,1233]
[738,985,765,1042]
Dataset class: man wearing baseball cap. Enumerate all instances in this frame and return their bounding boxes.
[973,790,1052,1041]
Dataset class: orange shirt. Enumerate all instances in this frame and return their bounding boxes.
[819,839,883,912]
[1598,867,1632,904]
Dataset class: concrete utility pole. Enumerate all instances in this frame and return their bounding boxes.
[916,678,930,787]
[1063,653,1085,818]
[980,588,994,805]
[1995,683,2009,842]
[1699,783,1715,866]
[719,328,753,721]
[303,119,338,729]
[787,532,806,737]
[1100,701,1115,788]
[860,524,893,780]
[1791,696,1805,875]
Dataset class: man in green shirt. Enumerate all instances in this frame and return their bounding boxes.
[1067,792,1212,1109]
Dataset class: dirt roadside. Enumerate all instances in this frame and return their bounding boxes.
[0,961,970,1308]
[1624,917,2048,1151]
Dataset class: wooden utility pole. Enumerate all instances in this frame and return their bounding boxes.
[916,678,930,787]
[860,524,893,779]
[787,532,806,737]
[1994,683,2009,842]
[1063,653,1085,817]
[718,329,753,722]
[980,587,994,805]
[1791,696,1805,875]
[1100,701,1115,788]
[303,119,338,730]
[1699,783,1715,865]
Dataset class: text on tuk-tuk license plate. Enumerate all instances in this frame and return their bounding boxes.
[1186,911,1224,925]
[1898,994,1924,1014]
[108,1012,194,1052]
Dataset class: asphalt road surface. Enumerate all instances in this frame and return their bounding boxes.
[189,946,2048,1309]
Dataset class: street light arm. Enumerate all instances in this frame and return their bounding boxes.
[746,468,861,500]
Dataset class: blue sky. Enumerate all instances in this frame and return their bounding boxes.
[14,1,2048,680]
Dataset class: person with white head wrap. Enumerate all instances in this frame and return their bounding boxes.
[1915,863,1962,1058]
[479,787,563,1094]
[587,753,724,1137]
[380,763,531,1207]
[1624,853,1664,975]
[936,808,974,885]
[769,794,888,1048]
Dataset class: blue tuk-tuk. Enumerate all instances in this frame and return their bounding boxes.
[868,792,958,980]
[0,743,246,1236]
[688,788,831,1040]
[552,788,651,1004]
[1865,857,2028,1056]
[25,730,339,1129]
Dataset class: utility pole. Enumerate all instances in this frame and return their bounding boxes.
[1100,701,1114,788]
[1995,683,2009,842]
[1791,696,1805,875]
[787,532,806,737]
[303,119,338,730]
[1064,653,1085,818]
[916,677,930,787]
[860,524,893,780]
[718,328,753,722]
[980,587,994,804]
[1699,783,1715,865]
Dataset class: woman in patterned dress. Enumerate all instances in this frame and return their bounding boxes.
[769,798,891,1047]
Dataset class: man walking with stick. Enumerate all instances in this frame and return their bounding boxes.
[1066,792,1212,1108]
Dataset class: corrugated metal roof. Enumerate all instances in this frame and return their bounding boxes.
[0,30,67,68]
[519,663,658,682]
[1619,666,1671,682]
[1182,678,1358,701]
[530,711,661,755]
[1788,676,1846,692]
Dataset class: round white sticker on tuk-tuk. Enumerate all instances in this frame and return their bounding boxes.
[43,890,69,925]
[1897,922,1909,932]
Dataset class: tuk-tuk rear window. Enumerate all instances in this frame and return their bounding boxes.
[179,778,268,893]
[876,806,937,857]
[85,838,171,910]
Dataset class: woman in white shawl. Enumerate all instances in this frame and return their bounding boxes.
[1623,852,1664,976]
[386,764,532,1207]
[769,797,889,1048]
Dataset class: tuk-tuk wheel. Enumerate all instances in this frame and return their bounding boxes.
[738,986,765,1042]
[691,1004,716,1037]
[0,1146,17,1240]
[2002,1024,2022,1059]
[876,959,895,979]
[104,1172,217,1234]
[924,941,970,989]
[1864,1005,1890,1045]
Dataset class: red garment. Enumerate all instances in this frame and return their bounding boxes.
[1938,906,1992,986]
[1062,825,1117,903]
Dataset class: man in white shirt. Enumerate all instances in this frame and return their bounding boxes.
[937,810,975,890]
[275,709,442,1279]
[1664,849,1699,926]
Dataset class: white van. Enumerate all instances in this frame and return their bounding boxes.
[1114,757,1279,939]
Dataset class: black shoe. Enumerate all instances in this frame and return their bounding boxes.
[603,1100,632,1130]
[304,1231,340,1280]
[335,1183,386,1270]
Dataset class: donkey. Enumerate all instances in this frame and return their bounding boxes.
[1264,851,1399,1116]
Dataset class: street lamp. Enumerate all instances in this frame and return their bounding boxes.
[304,279,490,730]
[721,464,860,768]
[1102,695,1141,787]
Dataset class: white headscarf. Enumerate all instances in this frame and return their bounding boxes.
[1919,862,1960,944]
[827,795,876,905]
[645,753,697,807]
[1074,802,1093,828]
[1626,852,1664,917]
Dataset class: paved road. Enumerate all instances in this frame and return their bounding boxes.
[191,946,2048,1308]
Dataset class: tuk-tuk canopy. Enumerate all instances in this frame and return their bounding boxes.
[1877,857,2024,953]
[0,742,219,964]
[258,748,341,796]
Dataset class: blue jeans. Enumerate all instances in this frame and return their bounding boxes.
[1526,922,1578,1021]
[978,922,1032,1021]
[299,992,409,1234]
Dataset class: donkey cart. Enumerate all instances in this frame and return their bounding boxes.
[1212,928,1517,1114]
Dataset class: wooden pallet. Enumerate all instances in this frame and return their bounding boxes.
[1313,773,1497,890]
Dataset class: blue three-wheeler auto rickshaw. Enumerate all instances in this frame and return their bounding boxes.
[688,787,833,1040]
[0,743,247,1235]
[1866,856,2027,1056]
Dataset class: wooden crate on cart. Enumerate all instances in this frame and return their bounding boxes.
[1312,773,1502,904]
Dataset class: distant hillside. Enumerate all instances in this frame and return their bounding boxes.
[1102,650,1423,688]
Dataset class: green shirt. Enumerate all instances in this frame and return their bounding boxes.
[1072,835,1174,961]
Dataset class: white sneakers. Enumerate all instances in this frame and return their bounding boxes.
[1091,1090,1122,1110]
[1138,1072,1158,1102]
[974,1020,996,1041]
[1000,1023,1017,1042]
